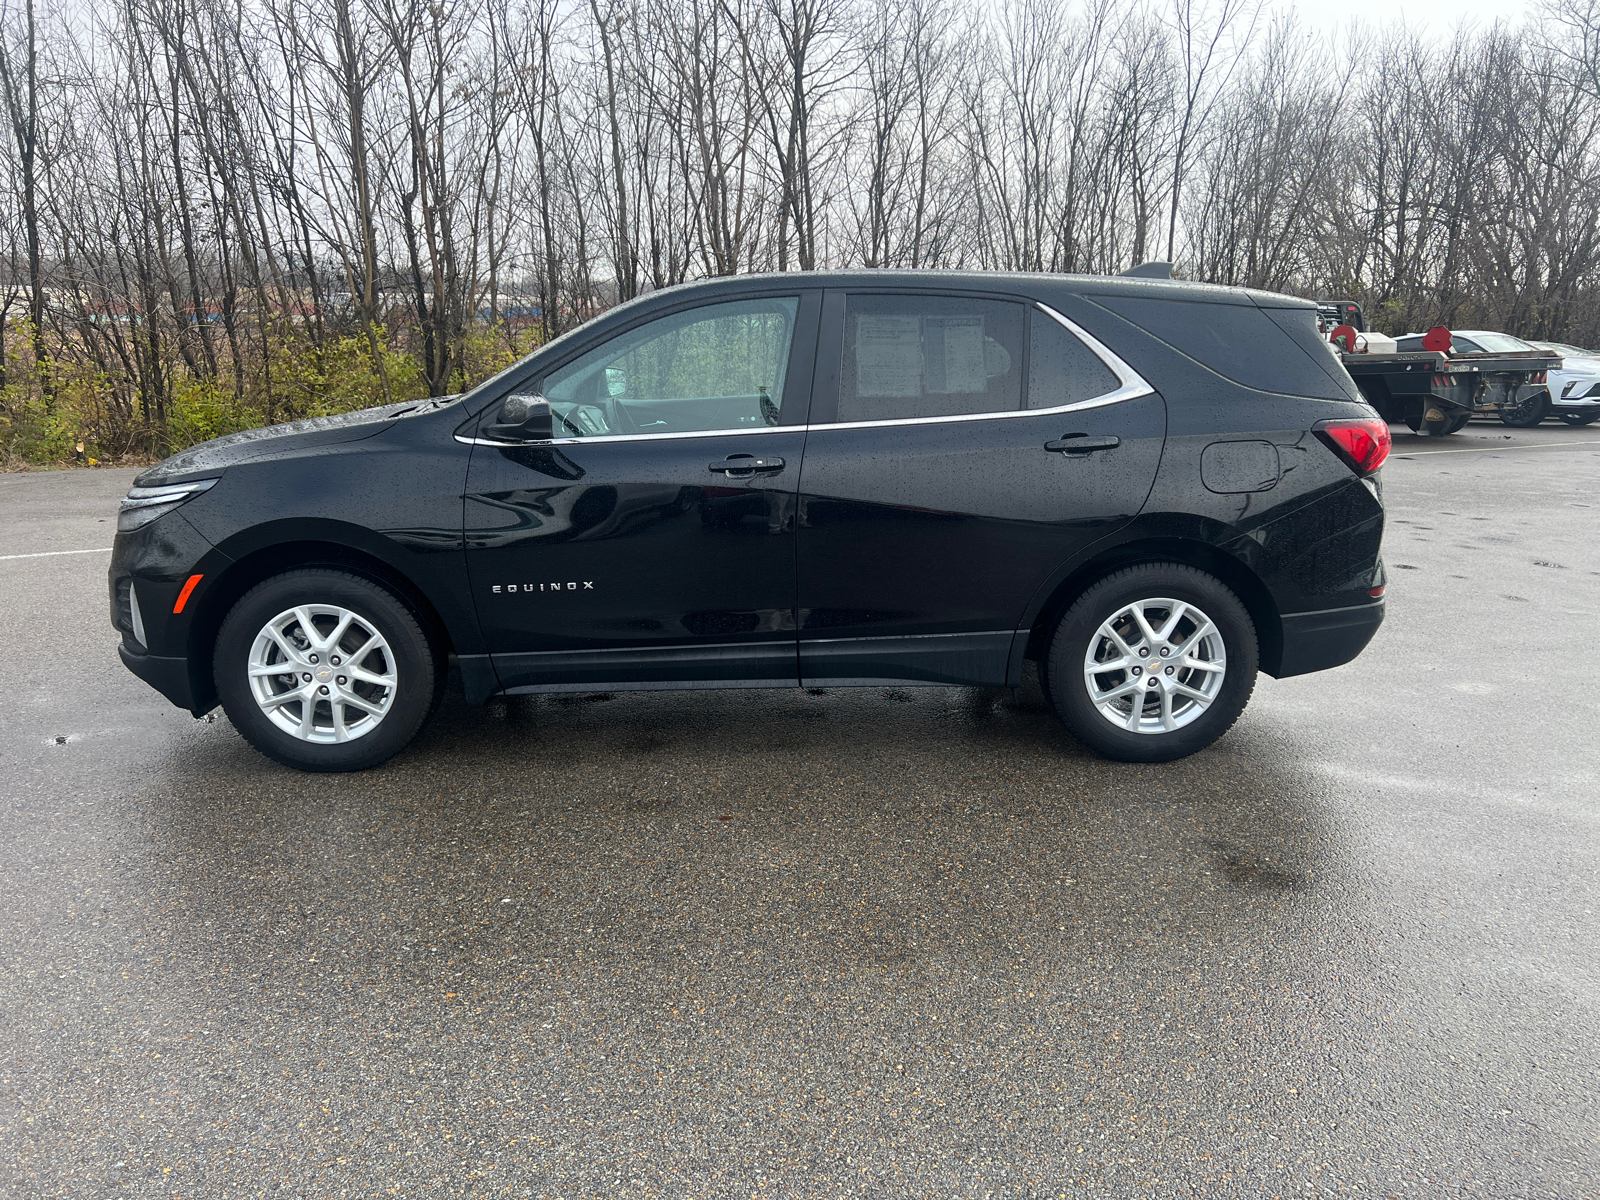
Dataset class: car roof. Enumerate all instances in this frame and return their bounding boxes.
[622,270,1317,312]
[1395,330,1529,343]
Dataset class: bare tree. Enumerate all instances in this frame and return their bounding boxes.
[0,0,49,404]
[1163,0,1260,262]
[4,0,1600,463]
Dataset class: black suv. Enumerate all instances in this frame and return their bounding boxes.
[111,272,1388,771]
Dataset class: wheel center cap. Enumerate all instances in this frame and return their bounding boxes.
[316,668,332,682]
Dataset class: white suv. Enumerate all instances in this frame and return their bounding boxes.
[1532,342,1600,426]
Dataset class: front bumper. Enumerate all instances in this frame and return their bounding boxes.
[110,509,226,715]
[118,641,197,711]
[1273,599,1385,679]
[1555,376,1600,409]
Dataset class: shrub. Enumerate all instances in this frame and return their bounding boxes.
[0,320,535,469]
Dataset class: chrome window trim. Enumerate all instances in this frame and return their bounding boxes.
[456,423,795,448]
[455,299,1154,446]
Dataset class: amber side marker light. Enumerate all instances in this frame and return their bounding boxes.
[1314,417,1391,477]
[173,574,203,614]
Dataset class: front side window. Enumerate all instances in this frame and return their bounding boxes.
[838,295,1024,423]
[541,297,798,436]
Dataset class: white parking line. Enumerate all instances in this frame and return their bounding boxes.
[0,547,114,561]
[1395,438,1600,458]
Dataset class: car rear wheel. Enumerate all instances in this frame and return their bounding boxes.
[215,569,437,772]
[1500,391,1550,427]
[1042,564,1258,763]
[1558,411,1600,426]
[1404,409,1468,435]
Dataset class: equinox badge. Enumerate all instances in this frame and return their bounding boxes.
[492,581,595,594]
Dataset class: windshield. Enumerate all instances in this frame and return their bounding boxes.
[1463,332,1535,353]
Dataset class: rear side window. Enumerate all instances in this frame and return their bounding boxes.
[1090,295,1355,400]
[839,295,1024,422]
[1028,308,1119,408]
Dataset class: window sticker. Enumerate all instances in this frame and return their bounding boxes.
[927,316,987,394]
[856,314,923,397]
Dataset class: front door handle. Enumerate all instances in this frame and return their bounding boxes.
[709,455,785,474]
[1045,435,1121,454]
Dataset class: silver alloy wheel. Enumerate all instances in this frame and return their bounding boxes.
[1081,596,1226,734]
[247,604,397,744]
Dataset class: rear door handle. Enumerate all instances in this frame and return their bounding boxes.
[1044,435,1121,454]
[709,455,785,474]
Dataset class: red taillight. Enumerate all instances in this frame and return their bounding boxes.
[1315,417,1391,477]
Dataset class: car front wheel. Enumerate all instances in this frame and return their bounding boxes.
[1043,564,1258,763]
[214,569,438,772]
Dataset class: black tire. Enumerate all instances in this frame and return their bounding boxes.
[1403,409,1464,435]
[1042,563,1258,763]
[1558,411,1600,426]
[1500,390,1550,427]
[214,569,437,772]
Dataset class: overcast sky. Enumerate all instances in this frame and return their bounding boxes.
[1271,0,1540,40]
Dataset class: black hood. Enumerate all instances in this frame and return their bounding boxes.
[133,399,449,487]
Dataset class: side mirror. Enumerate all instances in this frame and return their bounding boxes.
[485,394,554,442]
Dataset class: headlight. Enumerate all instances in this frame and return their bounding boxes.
[117,478,218,532]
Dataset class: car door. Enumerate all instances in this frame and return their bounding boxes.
[464,291,819,692]
[795,287,1166,687]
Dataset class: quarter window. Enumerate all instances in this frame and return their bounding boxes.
[541,297,798,436]
[1028,309,1120,409]
[838,295,1024,422]
[1091,294,1352,399]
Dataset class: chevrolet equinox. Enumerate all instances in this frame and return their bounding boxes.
[111,272,1388,771]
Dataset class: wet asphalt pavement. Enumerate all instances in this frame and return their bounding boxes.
[2,423,1598,1199]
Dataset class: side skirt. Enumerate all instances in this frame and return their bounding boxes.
[473,632,1023,697]
[800,631,1014,688]
[488,641,799,694]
